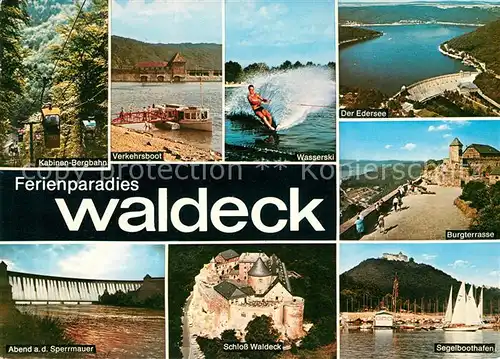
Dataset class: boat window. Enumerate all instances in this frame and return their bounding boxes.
[185,112,191,120]
[202,111,208,119]
[178,111,184,120]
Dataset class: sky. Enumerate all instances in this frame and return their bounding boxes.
[0,244,165,280]
[339,0,500,4]
[340,243,500,288]
[225,0,336,66]
[111,0,222,43]
[340,120,500,161]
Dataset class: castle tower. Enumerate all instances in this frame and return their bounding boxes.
[0,261,13,304]
[449,138,463,164]
[248,258,272,295]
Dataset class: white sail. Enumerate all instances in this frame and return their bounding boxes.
[465,285,481,326]
[451,282,467,324]
[444,286,453,324]
[477,287,483,323]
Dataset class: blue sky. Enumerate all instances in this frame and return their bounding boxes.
[225,0,336,66]
[339,0,500,4]
[340,243,500,288]
[0,244,165,280]
[340,120,500,161]
[111,0,222,43]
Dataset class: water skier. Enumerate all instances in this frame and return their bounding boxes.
[247,85,275,131]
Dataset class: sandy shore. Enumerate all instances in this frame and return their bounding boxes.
[111,125,221,161]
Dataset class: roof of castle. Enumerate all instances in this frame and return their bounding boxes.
[214,281,254,300]
[135,61,169,68]
[248,257,271,277]
[450,138,463,147]
[170,52,186,63]
[257,278,291,298]
[491,167,500,175]
[218,249,239,260]
[465,144,500,156]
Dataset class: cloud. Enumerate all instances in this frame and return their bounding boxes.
[443,134,452,138]
[449,260,473,269]
[428,124,451,132]
[384,144,392,149]
[57,244,135,279]
[401,143,416,151]
[0,259,17,270]
[422,254,437,261]
[489,271,500,276]
[443,120,470,126]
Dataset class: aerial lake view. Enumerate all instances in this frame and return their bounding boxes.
[340,24,476,95]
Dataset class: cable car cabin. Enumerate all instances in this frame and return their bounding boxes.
[41,104,61,148]
[82,119,97,137]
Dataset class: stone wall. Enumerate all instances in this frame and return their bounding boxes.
[340,181,416,240]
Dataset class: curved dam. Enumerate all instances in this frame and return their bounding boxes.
[7,270,143,304]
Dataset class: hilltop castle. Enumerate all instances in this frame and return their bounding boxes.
[382,252,408,262]
[186,250,305,341]
[425,137,500,187]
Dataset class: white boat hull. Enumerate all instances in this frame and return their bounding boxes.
[443,326,480,332]
[179,120,212,132]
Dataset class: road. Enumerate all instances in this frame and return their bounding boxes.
[362,185,469,240]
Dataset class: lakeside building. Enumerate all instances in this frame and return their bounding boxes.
[425,137,500,187]
[186,250,306,340]
[111,52,222,83]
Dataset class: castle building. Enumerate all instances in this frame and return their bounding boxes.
[382,252,409,262]
[188,250,305,341]
[425,137,500,186]
[134,52,187,82]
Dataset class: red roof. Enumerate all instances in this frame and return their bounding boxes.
[135,61,168,68]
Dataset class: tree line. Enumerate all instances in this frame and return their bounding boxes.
[225,60,335,83]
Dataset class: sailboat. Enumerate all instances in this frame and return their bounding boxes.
[443,282,480,331]
[477,287,493,329]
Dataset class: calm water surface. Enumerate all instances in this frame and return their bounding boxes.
[111,82,222,152]
[341,329,500,358]
[340,24,477,95]
[16,305,165,359]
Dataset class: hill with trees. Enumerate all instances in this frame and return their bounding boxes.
[339,4,500,25]
[339,26,382,44]
[340,257,500,313]
[168,245,335,359]
[446,19,500,74]
[111,36,222,70]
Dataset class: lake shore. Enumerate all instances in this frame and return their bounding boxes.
[111,125,221,161]
[342,311,443,322]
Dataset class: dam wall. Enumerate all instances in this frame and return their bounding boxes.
[7,270,142,304]
[393,72,479,102]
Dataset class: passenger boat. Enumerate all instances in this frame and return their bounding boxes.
[112,104,212,132]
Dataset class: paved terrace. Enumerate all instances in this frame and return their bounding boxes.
[362,185,469,240]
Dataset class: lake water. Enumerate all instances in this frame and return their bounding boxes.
[224,67,336,161]
[15,305,165,359]
[339,24,477,96]
[341,329,500,358]
[111,82,223,152]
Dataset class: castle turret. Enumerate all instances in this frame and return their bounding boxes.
[248,258,272,295]
[449,137,463,164]
[0,261,13,304]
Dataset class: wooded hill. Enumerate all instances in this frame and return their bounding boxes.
[340,258,500,313]
[339,26,382,43]
[111,36,222,70]
[446,19,500,74]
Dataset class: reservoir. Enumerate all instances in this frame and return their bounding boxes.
[15,305,165,359]
[339,24,477,96]
[341,330,500,358]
